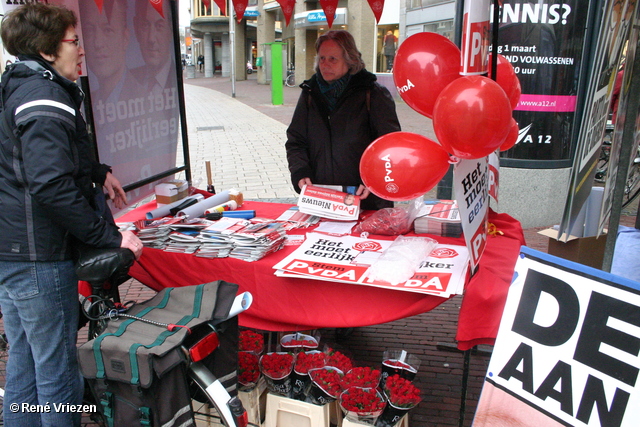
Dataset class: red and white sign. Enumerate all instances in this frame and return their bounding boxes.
[454,158,489,270]
[460,0,490,75]
[297,185,360,221]
[273,233,469,297]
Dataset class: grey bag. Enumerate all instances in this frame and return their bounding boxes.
[78,280,239,427]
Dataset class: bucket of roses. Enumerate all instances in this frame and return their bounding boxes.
[259,352,294,396]
[376,374,421,427]
[281,332,320,351]
[291,350,326,401]
[379,350,420,388]
[239,329,264,354]
[238,351,261,392]
[306,366,344,405]
[341,366,382,390]
[339,386,386,426]
[324,346,354,374]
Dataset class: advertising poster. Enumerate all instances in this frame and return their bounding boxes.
[77,0,182,200]
[453,157,489,270]
[497,0,591,162]
[474,247,640,426]
[559,0,637,239]
[460,0,491,76]
[273,233,469,297]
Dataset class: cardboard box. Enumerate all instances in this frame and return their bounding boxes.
[538,228,607,269]
[155,180,188,206]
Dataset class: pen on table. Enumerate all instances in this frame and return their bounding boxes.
[204,210,256,220]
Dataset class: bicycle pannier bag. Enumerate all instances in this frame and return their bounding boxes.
[78,280,239,427]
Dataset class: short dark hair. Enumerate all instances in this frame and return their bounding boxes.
[1,3,77,58]
[314,30,365,75]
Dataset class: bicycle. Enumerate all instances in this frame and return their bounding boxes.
[594,122,640,209]
[77,260,252,427]
[285,63,295,88]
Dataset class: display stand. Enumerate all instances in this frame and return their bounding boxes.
[263,393,330,427]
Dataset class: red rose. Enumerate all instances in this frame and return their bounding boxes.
[238,351,260,385]
[294,351,326,375]
[384,374,421,408]
[339,387,386,413]
[259,352,294,379]
[309,367,344,398]
[325,348,353,373]
[239,330,264,353]
[341,366,381,388]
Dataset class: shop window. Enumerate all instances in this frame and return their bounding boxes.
[423,19,454,42]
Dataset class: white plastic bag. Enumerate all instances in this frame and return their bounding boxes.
[367,236,437,285]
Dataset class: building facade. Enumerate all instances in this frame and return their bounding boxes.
[187,0,400,84]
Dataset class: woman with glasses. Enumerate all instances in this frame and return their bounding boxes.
[286,30,401,210]
[0,4,142,426]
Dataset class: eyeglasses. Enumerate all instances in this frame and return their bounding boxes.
[61,37,80,47]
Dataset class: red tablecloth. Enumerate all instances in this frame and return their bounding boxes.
[119,200,525,350]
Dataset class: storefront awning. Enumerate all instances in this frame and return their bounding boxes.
[293,8,347,28]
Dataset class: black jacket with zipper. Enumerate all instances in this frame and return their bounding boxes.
[0,57,121,262]
[285,69,401,210]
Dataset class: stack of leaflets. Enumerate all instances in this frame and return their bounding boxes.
[297,185,360,221]
[272,232,469,297]
[136,217,183,249]
[413,200,463,237]
[228,220,286,262]
[275,206,321,230]
[197,217,249,258]
[164,223,210,254]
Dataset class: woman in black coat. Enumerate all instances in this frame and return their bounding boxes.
[285,30,401,211]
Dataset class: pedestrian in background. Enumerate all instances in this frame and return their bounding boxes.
[384,30,397,72]
[286,30,401,210]
[0,4,142,426]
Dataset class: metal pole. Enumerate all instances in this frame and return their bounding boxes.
[229,0,236,98]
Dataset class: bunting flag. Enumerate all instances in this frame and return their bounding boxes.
[203,0,211,7]
[213,0,227,16]
[93,0,103,13]
[319,0,339,28]
[276,0,296,26]
[233,0,248,23]
[366,0,384,23]
[150,0,164,18]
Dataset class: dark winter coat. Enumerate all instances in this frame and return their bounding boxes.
[0,57,122,261]
[285,69,401,210]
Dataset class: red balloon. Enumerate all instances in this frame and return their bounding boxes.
[360,132,451,201]
[500,119,519,151]
[488,54,522,109]
[433,76,513,159]
[393,33,461,119]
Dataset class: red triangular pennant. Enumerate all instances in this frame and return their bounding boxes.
[232,0,248,23]
[276,0,296,26]
[319,0,338,28]
[203,0,211,8]
[366,0,384,23]
[149,0,164,18]
[213,0,227,16]
[93,0,103,13]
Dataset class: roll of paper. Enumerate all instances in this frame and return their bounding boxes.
[177,190,231,218]
[145,194,204,219]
